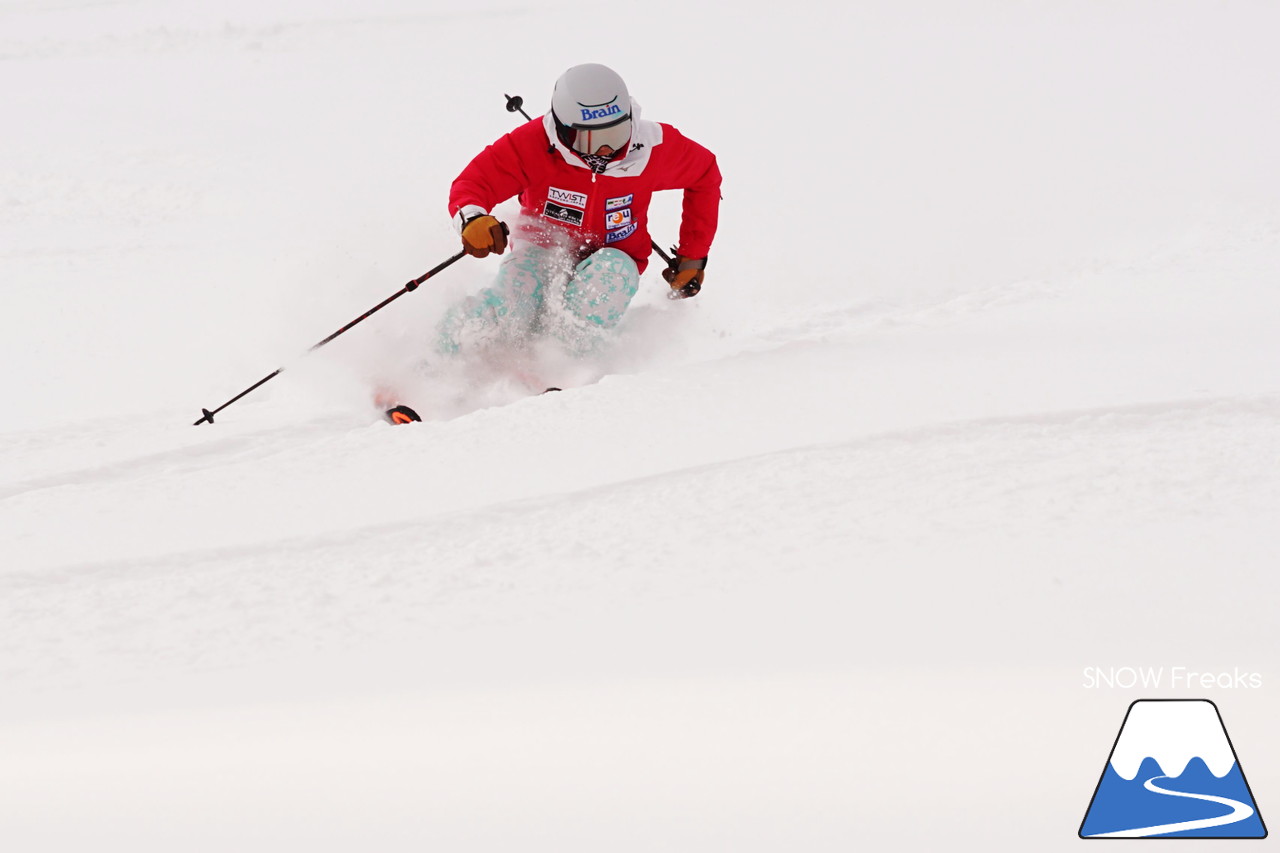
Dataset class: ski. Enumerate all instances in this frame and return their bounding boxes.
[384,404,421,425]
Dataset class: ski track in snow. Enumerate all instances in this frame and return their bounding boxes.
[0,275,1042,508]
[3,242,1279,701]
[4,389,1277,693]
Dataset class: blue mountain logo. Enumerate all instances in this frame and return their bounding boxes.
[1080,699,1266,838]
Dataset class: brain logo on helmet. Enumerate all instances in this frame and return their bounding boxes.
[580,103,623,123]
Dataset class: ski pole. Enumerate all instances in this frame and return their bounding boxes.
[193,249,467,425]
[503,93,681,276]
[503,93,533,122]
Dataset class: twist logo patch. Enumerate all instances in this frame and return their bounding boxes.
[1080,700,1266,838]
[547,187,587,209]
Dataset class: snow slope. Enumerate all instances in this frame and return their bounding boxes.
[2,1,1278,850]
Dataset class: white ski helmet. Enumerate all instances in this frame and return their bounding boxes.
[551,63,633,156]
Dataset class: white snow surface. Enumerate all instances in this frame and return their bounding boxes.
[2,1,1279,850]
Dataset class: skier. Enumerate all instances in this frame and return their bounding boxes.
[437,62,722,362]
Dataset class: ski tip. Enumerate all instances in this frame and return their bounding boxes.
[384,404,421,425]
[542,387,562,394]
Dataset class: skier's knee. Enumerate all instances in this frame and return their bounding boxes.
[564,248,640,330]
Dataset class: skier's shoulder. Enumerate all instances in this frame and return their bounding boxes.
[483,117,547,157]
[644,121,716,175]
[625,117,664,150]
[511,115,548,145]
[654,120,681,142]
[646,121,715,163]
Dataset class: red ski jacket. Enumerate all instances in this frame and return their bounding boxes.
[449,114,721,273]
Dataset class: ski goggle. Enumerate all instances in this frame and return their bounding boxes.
[565,114,632,155]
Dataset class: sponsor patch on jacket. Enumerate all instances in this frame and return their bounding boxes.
[605,194,633,211]
[605,208,632,230]
[543,201,584,227]
[547,187,588,209]
[606,222,638,243]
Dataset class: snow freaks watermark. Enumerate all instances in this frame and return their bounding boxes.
[1082,666,1263,690]
[1079,700,1267,838]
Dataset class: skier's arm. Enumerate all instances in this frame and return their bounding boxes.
[449,131,532,231]
[655,127,722,260]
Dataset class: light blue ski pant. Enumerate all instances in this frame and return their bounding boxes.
[437,243,640,355]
